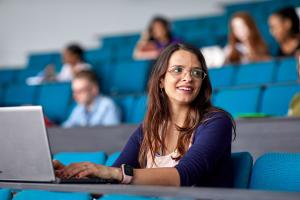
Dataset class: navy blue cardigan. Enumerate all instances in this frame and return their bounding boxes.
[112,112,233,187]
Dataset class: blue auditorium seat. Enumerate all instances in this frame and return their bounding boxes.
[27,52,56,71]
[105,151,121,167]
[36,83,72,124]
[234,61,276,86]
[0,69,16,85]
[53,151,106,166]
[51,53,63,71]
[208,65,236,89]
[231,152,253,189]
[214,86,261,117]
[98,194,158,200]
[0,189,12,200]
[249,153,300,192]
[4,84,37,106]
[113,95,135,123]
[130,94,148,124]
[13,190,91,200]
[276,57,298,82]
[260,83,300,116]
[101,34,139,49]
[0,86,4,106]
[84,48,111,67]
[15,68,41,83]
[109,61,151,94]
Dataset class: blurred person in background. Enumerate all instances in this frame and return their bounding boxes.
[27,44,91,84]
[133,16,180,60]
[55,43,91,82]
[224,12,270,64]
[269,7,300,57]
[63,70,121,128]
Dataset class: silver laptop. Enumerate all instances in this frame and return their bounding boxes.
[0,106,56,182]
[0,106,118,184]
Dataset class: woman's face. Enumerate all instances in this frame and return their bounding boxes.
[160,50,204,107]
[63,49,79,65]
[152,21,168,40]
[231,17,250,42]
[269,14,290,42]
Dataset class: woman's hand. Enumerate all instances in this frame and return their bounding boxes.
[53,160,65,178]
[60,162,123,181]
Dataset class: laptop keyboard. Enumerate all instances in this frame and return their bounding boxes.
[59,178,119,184]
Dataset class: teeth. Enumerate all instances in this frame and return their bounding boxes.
[178,87,192,91]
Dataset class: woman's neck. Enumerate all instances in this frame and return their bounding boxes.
[169,103,190,126]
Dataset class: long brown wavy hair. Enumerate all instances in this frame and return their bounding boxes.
[139,43,236,168]
[227,12,268,64]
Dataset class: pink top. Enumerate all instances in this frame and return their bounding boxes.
[146,134,194,168]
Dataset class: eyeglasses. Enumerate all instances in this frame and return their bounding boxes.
[167,65,207,80]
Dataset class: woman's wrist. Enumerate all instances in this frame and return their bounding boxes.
[109,167,123,182]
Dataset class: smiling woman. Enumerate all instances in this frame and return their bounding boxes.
[55,43,236,187]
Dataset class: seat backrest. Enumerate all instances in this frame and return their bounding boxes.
[53,151,106,166]
[4,84,37,106]
[27,52,56,71]
[234,61,275,86]
[276,57,298,83]
[208,66,236,89]
[113,95,135,123]
[0,69,16,85]
[231,152,253,188]
[105,151,121,167]
[109,61,151,95]
[214,86,261,117]
[36,83,72,124]
[0,189,12,200]
[260,83,300,116]
[249,152,300,192]
[13,190,90,200]
[129,94,148,124]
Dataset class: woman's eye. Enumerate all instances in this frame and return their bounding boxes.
[173,67,183,73]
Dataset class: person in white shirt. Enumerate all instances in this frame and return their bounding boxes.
[63,70,121,128]
[27,44,91,85]
[56,44,91,82]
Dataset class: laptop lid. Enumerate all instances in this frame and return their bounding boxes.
[0,106,56,182]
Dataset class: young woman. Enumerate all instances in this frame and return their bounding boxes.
[269,7,300,57]
[133,16,180,60]
[55,43,236,187]
[225,12,270,64]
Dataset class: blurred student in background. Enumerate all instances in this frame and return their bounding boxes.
[133,16,180,60]
[63,70,121,128]
[269,7,300,57]
[27,44,91,84]
[55,44,91,81]
[224,12,270,64]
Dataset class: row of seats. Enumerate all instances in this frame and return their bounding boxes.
[209,57,298,89]
[0,56,297,95]
[1,151,299,200]
[0,60,152,95]
[214,82,300,117]
[0,80,299,124]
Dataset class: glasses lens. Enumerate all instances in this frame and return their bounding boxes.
[191,69,205,79]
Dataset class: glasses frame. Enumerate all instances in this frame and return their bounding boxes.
[167,65,207,80]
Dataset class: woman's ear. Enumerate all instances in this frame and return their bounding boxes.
[159,78,164,89]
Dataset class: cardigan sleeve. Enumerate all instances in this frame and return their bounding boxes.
[112,125,143,168]
[175,112,233,186]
